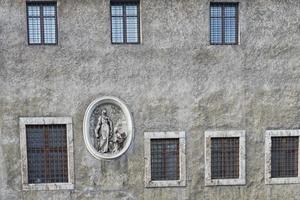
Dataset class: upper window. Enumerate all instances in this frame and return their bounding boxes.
[265,130,300,185]
[20,117,74,190]
[26,2,58,45]
[205,130,246,186]
[110,1,140,44]
[210,3,238,45]
[144,131,186,187]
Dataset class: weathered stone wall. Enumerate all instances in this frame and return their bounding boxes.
[1,0,300,199]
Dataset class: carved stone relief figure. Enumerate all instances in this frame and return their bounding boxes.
[94,109,127,153]
[94,109,113,153]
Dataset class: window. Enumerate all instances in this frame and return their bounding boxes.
[144,132,186,187]
[26,125,68,184]
[271,137,298,178]
[210,3,238,45]
[20,117,74,190]
[265,130,300,184]
[151,139,179,181]
[110,1,140,44]
[205,130,246,186]
[26,2,58,45]
[211,137,239,179]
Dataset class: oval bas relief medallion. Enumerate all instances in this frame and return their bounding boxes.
[83,96,134,159]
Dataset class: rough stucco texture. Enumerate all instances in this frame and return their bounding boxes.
[1,0,300,199]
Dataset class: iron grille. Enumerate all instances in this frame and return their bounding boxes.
[26,124,68,184]
[27,2,57,45]
[211,137,239,179]
[271,136,298,178]
[210,3,238,45]
[111,2,140,44]
[150,139,179,181]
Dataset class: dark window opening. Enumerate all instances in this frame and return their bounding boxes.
[211,137,239,179]
[26,124,68,184]
[210,3,238,45]
[150,139,180,181]
[271,136,298,178]
[110,1,140,44]
[26,2,57,45]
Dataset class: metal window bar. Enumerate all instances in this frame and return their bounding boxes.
[111,2,140,44]
[150,139,180,181]
[210,3,238,45]
[211,137,239,179]
[271,136,298,178]
[27,2,57,45]
[26,124,68,184]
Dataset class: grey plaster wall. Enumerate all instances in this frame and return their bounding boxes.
[0,0,300,199]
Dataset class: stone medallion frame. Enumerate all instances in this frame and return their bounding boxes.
[83,96,134,160]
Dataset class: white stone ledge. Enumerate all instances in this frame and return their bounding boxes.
[22,183,74,191]
[19,117,72,125]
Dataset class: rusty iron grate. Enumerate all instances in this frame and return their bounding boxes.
[150,139,179,181]
[26,124,68,184]
[271,136,298,178]
[211,137,239,179]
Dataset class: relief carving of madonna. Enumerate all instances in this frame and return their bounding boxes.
[83,96,134,159]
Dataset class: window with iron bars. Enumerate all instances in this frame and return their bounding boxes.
[26,124,68,184]
[211,137,240,179]
[150,139,180,181]
[271,136,299,178]
[210,2,238,45]
[26,2,58,45]
[110,1,140,44]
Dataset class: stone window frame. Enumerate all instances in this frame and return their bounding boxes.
[205,130,246,186]
[265,130,300,185]
[19,117,75,190]
[144,131,186,188]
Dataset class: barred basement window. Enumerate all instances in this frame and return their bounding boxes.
[210,3,238,45]
[26,2,58,45]
[20,117,74,190]
[211,137,239,179]
[265,130,300,184]
[144,132,186,187]
[205,130,246,186]
[271,137,298,178]
[26,125,68,184]
[110,1,140,44]
[150,139,179,181]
